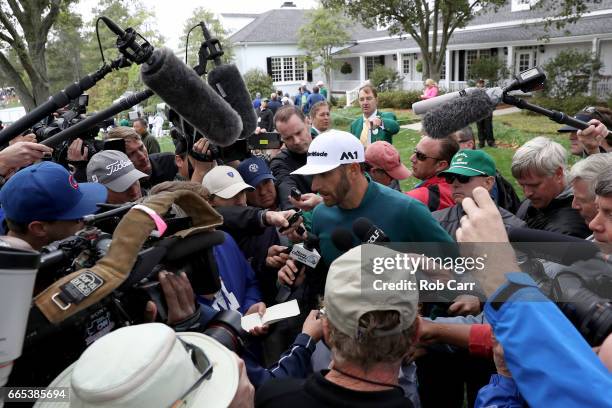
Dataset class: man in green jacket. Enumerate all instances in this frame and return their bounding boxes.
[349,84,400,146]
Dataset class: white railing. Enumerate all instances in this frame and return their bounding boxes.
[596,76,612,97]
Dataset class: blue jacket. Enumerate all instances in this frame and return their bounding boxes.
[245,333,316,388]
[484,273,612,408]
[306,93,325,113]
[475,374,526,408]
[198,232,262,315]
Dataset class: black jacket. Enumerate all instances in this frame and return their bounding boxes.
[257,107,274,132]
[141,152,178,190]
[433,203,526,240]
[516,186,591,238]
[270,149,313,210]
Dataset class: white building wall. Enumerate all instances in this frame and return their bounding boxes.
[600,39,612,75]
[537,42,592,68]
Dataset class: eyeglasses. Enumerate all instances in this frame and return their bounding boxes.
[443,174,486,184]
[171,339,214,408]
[364,163,391,178]
[413,149,441,162]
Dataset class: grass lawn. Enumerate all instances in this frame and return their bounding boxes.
[159,110,574,200]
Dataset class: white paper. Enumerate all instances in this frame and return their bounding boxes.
[241,299,300,331]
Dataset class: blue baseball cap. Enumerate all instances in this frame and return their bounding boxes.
[0,162,108,224]
[237,157,275,188]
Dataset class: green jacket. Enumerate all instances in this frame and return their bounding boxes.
[349,111,400,144]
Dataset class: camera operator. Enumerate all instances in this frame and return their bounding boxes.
[456,187,612,408]
[0,141,53,189]
[86,150,147,204]
[270,105,320,211]
[133,117,160,154]
[513,137,591,238]
[107,127,177,191]
[172,132,216,184]
[0,161,107,252]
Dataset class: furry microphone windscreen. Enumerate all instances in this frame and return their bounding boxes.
[140,47,242,147]
[422,90,495,138]
[207,64,258,139]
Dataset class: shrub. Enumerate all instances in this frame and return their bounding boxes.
[376,91,421,109]
[369,65,401,90]
[467,56,509,87]
[527,95,600,116]
[243,68,274,99]
[340,62,353,75]
[542,49,602,99]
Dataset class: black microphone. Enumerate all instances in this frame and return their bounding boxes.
[207,64,257,140]
[331,227,355,252]
[140,47,242,147]
[508,227,604,265]
[276,233,321,303]
[353,217,390,244]
[421,89,496,138]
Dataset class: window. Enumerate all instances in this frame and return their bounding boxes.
[402,54,411,75]
[366,56,377,79]
[465,49,492,78]
[518,53,531,72]
[270,56,307,83]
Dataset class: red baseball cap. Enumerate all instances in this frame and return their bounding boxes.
[365,141,411,180]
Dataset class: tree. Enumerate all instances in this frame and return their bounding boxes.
[542,48,602,99]
[467,56,509,87]
[297,8,350,99]
[321,0,594,82]
[243,68,274,99]
[178,7,233,68]
[47,7,84,94]
[0,0,67,111]
[369,64,401,90]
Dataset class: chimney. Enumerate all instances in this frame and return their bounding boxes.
[280,1,296,7]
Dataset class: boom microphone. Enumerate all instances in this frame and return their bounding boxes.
[353,217,390,244]
[331,227,355,252]
[412,87,503,115]
[421,89,496,138]
[207,64,257,140]
[141,47,242,147]
[508,227,606,265]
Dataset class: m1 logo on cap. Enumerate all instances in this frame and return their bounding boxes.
[340,151,359,161]
[68,174,79,189]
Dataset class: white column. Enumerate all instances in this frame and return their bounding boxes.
[396,52,403,89]
[444,48,451,90]
[506,45,514,74]
[359,55,366,84]
[453,51,459,83]
[590,37,601,96]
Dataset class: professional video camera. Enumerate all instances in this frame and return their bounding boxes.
[31,94,113,164]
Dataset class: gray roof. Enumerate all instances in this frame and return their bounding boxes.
[229,8,385,44]
[340,13,612,54]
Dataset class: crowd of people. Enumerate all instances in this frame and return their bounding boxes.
[0,80,611,408]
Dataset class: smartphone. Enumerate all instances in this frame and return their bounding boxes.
[103,138,126,153]
[290,187,302,201]
[247,132,282,150]
[279,209,303,233]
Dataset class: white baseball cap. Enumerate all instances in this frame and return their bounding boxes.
[316,80,324,86]
[36,323,239,408]
[291,130,365,175]
[202,165,254,199]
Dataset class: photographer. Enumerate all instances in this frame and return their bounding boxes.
[456,187,612,407]
[0,161,107,252]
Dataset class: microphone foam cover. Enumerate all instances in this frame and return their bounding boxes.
[207,64,257,139]
[352,217,374,242]
[331,227,355,253]
[422,90,494,139]
[141,47,242,147]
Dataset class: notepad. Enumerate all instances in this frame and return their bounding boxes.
[241,299,300,331]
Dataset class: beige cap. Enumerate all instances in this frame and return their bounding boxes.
[324,244,418,339]
[202,165,254,199]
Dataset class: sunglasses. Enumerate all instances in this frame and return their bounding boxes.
[171,339,214,408]
[413,149,441,162]
[443,174,485,184]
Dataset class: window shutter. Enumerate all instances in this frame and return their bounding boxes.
[307,62,313,82]
[266,57,272,77]
[378,55,385,65]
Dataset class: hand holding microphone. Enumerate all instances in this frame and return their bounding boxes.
[276,233,321,302]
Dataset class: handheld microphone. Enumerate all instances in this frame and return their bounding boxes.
[140,47,242,147]
[353,217,390,244]
[276,234,321,303]
[421,89,496,138]
[331,227,355,252]
[508,227,607,265]
[207,64,257,140]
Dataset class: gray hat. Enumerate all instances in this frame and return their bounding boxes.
[87,150,147,193]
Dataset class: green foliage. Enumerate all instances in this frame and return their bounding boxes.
[297,8,350,89]
[178,7,233,68]
[415,60,423,73]
[369,65,401,90]
[243,68,274,99]
[376,91,421,109]
[467,56,509,86]
[340,62,353,74]
[542,48,602,99]
[47,6,84,93]
[528,95,601,116]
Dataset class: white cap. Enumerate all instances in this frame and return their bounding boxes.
[202,165,254,199]
[291,130,365,175]
[36,323,239,408]
[316,80,324,86]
